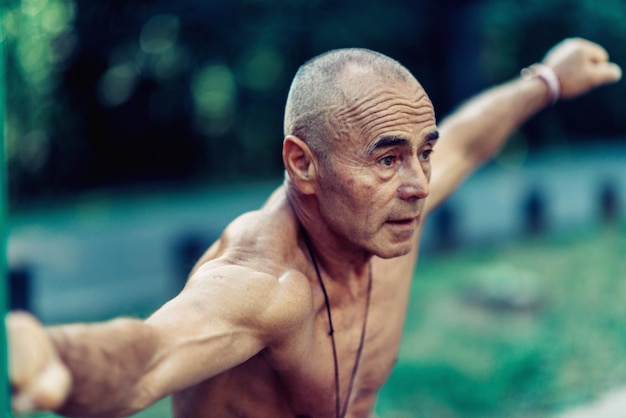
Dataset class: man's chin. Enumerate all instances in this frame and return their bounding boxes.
[374,243,413,259]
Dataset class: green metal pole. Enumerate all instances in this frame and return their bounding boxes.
[0,3,11,417]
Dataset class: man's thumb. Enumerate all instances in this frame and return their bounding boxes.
[596,62,622,84]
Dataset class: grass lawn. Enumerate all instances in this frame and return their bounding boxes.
[378,223,626,418]
[23,223,626,418]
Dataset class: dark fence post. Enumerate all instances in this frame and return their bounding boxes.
[599,180,619,224]
[523,188,546,236]
[433,203,458,251]
[9,264,32,312]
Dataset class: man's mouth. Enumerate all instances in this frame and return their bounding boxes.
[386,215,419,226]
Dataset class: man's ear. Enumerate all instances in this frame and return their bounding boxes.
[283,135,317,195]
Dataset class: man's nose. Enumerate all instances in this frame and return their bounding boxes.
[397,158,429,200]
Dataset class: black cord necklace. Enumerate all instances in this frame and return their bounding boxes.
[302,231,373,418]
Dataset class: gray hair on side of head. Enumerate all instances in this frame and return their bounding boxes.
[283,48,412,159]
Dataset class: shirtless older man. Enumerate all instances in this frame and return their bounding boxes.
[8,38,621,418]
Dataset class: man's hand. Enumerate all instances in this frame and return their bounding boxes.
[7,312,72,414]
[543,37,622,99]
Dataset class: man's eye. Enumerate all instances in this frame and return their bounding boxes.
[380,156,395,167]
[420,149,433,161]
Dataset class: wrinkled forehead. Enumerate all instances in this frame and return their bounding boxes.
[332,65,435,142]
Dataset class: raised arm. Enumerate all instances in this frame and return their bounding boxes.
[424,37,622,215]
[8,263,310,417]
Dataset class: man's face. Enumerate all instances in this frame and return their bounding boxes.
[315,69,437,259]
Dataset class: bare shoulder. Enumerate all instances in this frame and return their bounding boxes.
[191,186,299,273]
[161,188,314,342]
[181,261,313,343]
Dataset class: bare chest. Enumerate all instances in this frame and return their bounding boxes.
[173,262,415,418]
[268,270,414,417]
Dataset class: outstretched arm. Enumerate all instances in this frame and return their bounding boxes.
[8,264,310,417]
[424,37,622,215]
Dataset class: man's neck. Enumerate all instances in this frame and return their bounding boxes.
[284,182,372,287]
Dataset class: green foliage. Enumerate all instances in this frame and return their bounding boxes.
[4,0,626,207]
[480,0,626,141]
[378,225,626,417]
[481,0,626,79]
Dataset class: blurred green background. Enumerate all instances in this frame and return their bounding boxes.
[3,0,626,209]
[4,0,626,417]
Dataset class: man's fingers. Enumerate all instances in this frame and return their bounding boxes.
[11,361,72,414]
[12,392,35,415]
[586,41,610,63]
[581,40,621,85]
[33,361,72,410]
[7,311,72,413]
[594,62,623,85]
[7,312,45,386]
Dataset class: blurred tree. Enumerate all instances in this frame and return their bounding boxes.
[4,0,625,209]
[480,0,626,146]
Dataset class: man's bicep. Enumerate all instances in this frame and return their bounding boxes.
[142,265,310,396]
[141,293,262,397]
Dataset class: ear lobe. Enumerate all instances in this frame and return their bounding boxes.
[283,135,316,194]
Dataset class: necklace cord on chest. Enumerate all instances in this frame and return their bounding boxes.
[302,230,373,418]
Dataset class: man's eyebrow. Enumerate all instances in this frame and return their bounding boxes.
[370,130,439,153]
[371,136,409,151]
[425,130,439,143]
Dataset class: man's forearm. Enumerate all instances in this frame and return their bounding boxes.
[427,38,621,215]
[426,73,551,213]
[49,318,160,417]
[438,73,551,166]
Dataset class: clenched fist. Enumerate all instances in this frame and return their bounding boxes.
[543,37,622,99]
[7,312,72,414]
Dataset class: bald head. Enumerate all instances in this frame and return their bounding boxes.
[283,48,415,158]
